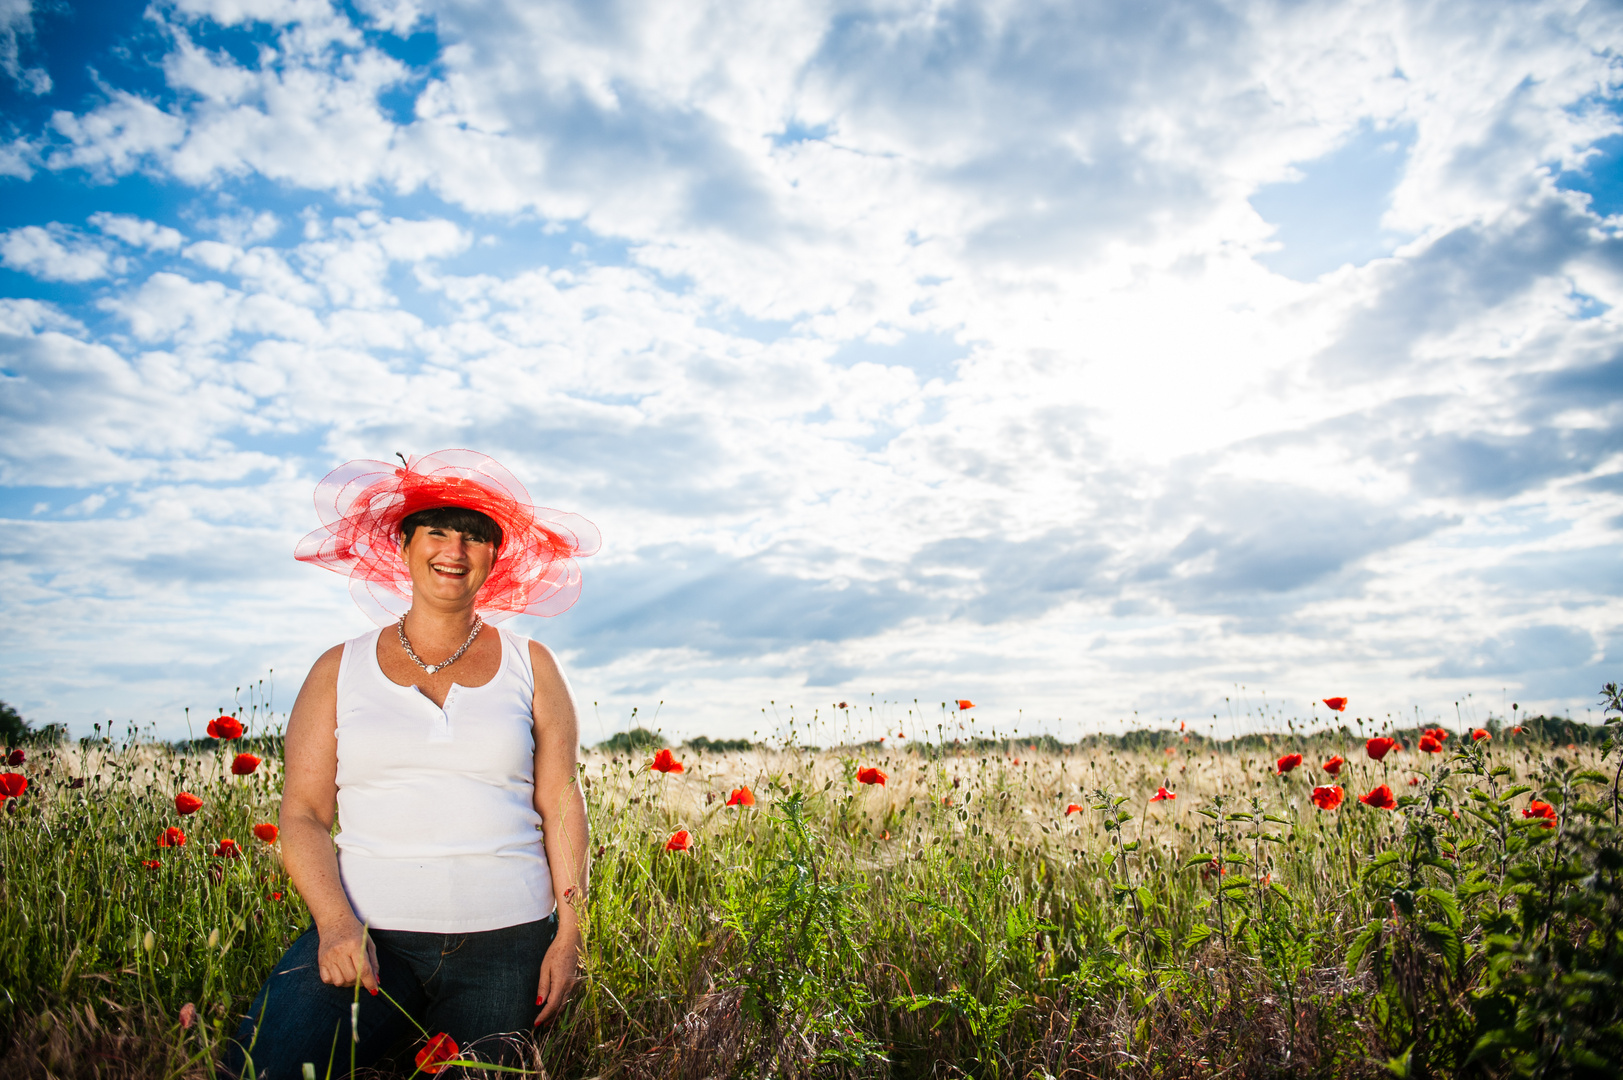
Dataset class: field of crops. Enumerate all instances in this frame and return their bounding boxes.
[1,689,1621,1079]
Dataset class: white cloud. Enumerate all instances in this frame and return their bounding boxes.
[0,225,122,282]
[91,213,187,252]
[0,0,50,94]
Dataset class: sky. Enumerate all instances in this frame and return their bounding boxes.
[1,0,1621,744]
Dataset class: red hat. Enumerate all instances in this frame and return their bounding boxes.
[295,449,600,625]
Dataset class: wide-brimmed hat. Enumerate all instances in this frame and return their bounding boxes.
[295,449,600,625]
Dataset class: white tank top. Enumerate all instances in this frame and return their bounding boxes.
[332,626,555,933]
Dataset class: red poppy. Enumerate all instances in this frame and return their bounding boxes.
[141,859,161,869]
[1418,734,1442,754]
[1408,776,1422,785]
[157,827,187,847]
[214,839,241,858]
[1522,800,1557,828]
[253,823,279,843]
[1200,859,1226,881]
[1311,785,1344,810]
[1275,753,1303,774]
[269,891,283,901]
[1064,803,1083,815]
[1359,784,1397,809]
[1511,725,1524,734]
[650,748,684,774]
[665,829,693,852]
[1471,728,1490,742]
[1424,726,1449,742]
[416,1033,460,1076]
[1366,737,1398,762]
[0,773,26,799]
[1323,697,1348,712]
[956,699,974,710]
[6,748,23,766]
[207,716,244,740]
[880,830,891,840]
[174,792,202,815]
[1150,786,1175,802]
[1322,755,1345,776]
[856,766,887,785]
[724,786,755,807]
[230,753,261,776]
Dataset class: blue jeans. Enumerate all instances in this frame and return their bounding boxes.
[223,914,557,1080]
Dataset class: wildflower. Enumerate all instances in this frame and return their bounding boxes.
[1407,776,1421,785]
[230,753,261,776]
[1275,753,1303,774]
[7,748,23,766]
[178,1003,196,1030]
[1323,697,1348,712]
[0,773,27,799]
[253,823,279,843]
[1471,728,1490,742]
[207,716,243,740]
[665,829,693,852]
[1418,734,1442,754]
[1366,737,1398,762]
[880,830,891,840]
[141,859,161,869]
[1200,859,1226,882]
[1359,784,1397,809]
[158,827,187,847]
[1511,725,1525,734]
[1064,803,1083,815]
[214,839,241,858]
[269,891,283,901]
[956,700,974,710]
[174,792,202,815]
[1150,786,1175,802]
[416,1033,459,1075]
[1311,785,1344,810]
[724,786,755,807]
[856,766,887,785]
[1322,755,1344,776]
[650,748,684,774]
[1522,800,1557,829]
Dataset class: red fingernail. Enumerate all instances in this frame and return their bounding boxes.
[536,995,544,1006]
[368,987,378,996]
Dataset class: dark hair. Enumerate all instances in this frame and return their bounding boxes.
[399,506,503,548]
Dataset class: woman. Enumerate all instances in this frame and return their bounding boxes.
[226,450,600,1079]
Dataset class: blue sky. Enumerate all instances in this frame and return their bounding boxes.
[1,0,1620,742]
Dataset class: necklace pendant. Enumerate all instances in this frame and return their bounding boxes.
[424,664,439,675]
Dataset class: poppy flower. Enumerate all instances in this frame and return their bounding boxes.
[6,748,23,766]
[207,716,243,740]
[1366,737,1398,762]
[1359,784,1397,809]
[158,827,187,847]
[1323,697,1348,712]
[956,700,974,711]
[141,859,161,870]
[269,891,283,901]
[214,839,241,858]
[1471,728,1490,742]
[1418,734,1442,754]
[665,829,693,852]
[650,748,684,774]
[856,766,887,785]
[1322,755,1344,776]
[880,830,891,840]
[1522,800,1557,828]
[1311,785,1344,810]
[0,773,26,799]
[1150,786,1175,802]
[230,753,261,776]
[1407,776,1422,785]
[416,1033,459,1076]
[1511,725,1524,734]
[1064,803,1083,815]
[1200,859,1226,881]
[252,823,279,843]
[1275,753,1303,774]
[724,786,755,807]
[174,792,202,815]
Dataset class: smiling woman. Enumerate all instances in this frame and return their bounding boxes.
[223,451,601,1079]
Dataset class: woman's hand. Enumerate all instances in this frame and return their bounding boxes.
[318,917,380,995]
[533,925,580,1026]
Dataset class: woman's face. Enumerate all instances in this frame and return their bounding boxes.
[399,523,497,608]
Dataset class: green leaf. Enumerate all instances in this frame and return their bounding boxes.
[1182,923,1214,952]
[1360,851,1402,880]
[1183,853,1216,869]
[1345,918,1382,974]
[1120,839,1140,852]
[1417,886,1461,928]
[1502,784,1532,799]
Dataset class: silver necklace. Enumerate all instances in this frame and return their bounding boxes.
[397,614,483,675]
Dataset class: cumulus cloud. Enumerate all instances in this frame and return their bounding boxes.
[0,225,121,282]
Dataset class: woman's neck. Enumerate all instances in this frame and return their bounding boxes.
[400,604,481,650]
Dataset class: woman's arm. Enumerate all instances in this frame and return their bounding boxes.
[530,640,588,1025]
[279,644,379,994]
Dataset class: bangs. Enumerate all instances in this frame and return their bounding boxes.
[400,506,504,548]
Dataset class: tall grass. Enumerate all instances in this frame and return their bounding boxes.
[2,693,1620,1078]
